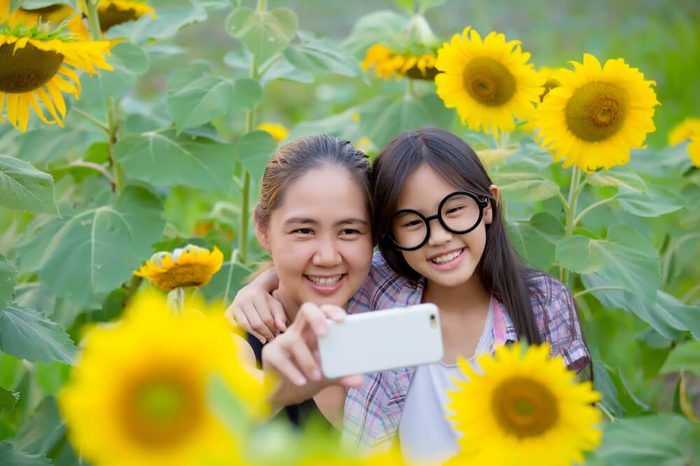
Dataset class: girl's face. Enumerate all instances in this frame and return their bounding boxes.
[393,163,497,289]
[256,165,373,310]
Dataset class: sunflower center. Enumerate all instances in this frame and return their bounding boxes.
[99,4,140,31]
[122,373,203,448]
[0,42,64,93]
[462,57,516,106]
[565,81,627,142]
[153,264,212,291]
[492,376,559,438]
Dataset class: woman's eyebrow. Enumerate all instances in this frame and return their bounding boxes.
[284,217,318,226]
[336,219,370,227]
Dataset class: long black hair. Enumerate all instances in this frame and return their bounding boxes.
[372,127,542,344]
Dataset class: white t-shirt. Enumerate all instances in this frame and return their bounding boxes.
[398,303,494,464]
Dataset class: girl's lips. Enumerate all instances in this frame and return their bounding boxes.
[428,248,465,271]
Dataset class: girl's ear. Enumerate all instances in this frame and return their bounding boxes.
[254,211,271,252]
[484,184,500,225]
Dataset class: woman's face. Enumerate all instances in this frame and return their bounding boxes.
[256,164,373,310]
[392,162,497,289]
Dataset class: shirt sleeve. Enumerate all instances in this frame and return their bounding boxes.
[546,278,591,374]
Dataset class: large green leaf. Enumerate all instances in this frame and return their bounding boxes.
[494,160,560,203]
[200,260,253,304]
[343,10,410,53]
[29,186,164,305]
[15,397,65,456]
[618,184,685,217]
[592,360,648,418]
[114,131,235,192]
[226,7,299,62]
[106,5,207,44]
[0,442,51,466]
[0,304,76,364]
[235,131,278,184]
[584,274,700,340]
[0,254,17,311]
[360,94,453,148]
[99,42,150,99]
[0,386,18,411]
[0,155,57,214]
[17,126,91,165]
[557,225,660,302]
[593,414,692,466]
[661,341,700,377]
[507,212,564,271]
[587,167,648,193]
[284,32,361,77]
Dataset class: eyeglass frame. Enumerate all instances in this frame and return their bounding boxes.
[383,191,490,251]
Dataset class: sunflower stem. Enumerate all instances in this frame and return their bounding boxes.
[72,108,109,134]
[106,97,125,193]
[223,248,240,303]
[596,402,616,422]
[574,194,619,225]
[84,0,103,40]
[560,166,583,285]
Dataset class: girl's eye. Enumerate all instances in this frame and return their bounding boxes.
[402,219,423,229]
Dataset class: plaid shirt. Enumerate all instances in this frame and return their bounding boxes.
[343,252,590,449]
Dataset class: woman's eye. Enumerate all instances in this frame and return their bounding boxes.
[291,228,313,235]
[340,228,360,236]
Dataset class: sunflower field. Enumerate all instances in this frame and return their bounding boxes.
[0,0,699,464]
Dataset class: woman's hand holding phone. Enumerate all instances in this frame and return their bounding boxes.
[261,302,362,407]
[225,267,287,343]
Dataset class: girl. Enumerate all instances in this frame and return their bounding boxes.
[232,127,589,462]
[235,134,373,427]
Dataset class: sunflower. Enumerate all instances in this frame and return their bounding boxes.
[1,1,89,39]
[257,122,288,143]
[134,245,224,291]
[537,66,565,102]
[91,0,156,31]
[534,54,658,172]
[59,290,267,466]
[361,44,438,81]
[434,27,542,136]
[668,117,700,167]
[446,343,601,466]
[0,22,113,132]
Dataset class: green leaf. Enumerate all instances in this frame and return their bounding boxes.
[99,42,149,99]
[555,235,606,274]
[661,341,700,377]
[207,375,250,437]
[0,442,51,466]
[284,32,360,77]
[114,131,236,192]
[226,7,299,62]
[15,397,65,456]
[30,187,164,305]
[618,184,685,217]
[559,225,660,302]
[507,212,564,271]
[200,260,253,304]
[587,166,648,192]
[0,304,76,364]
[168,75,235,130]
[17,126,90,165]
[0,387,18,411]
[0,155,57,214]
[360,94,453,148]
[393,0,415,14]
[343,10,410,53]
[594,414,692,466]
[235,131,278,184]
[0,254,17,311]
[418,0,448,11]
[106,5,207,44]
[584,274,700,340]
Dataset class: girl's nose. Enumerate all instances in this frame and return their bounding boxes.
[427,221,453,246]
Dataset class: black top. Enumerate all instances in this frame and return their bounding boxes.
[247,333,332,429]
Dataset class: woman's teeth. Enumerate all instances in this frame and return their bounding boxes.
[308,275,342,285]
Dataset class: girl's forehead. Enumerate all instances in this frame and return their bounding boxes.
[397,164,460,208]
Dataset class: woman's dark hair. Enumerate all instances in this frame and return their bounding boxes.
[255,134,372,228]
[372,127,542,344]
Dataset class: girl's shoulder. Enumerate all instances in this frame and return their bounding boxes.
[523,269,573,310]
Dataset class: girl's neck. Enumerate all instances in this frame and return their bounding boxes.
[422,274,490,315]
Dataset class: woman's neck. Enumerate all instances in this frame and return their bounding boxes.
[275,287,301,323]
[422,274,490,315]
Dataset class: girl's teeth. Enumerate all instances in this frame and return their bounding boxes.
[309,275,341,285]
[432,250,461,264]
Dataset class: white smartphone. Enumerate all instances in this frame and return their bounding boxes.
[317,303,443,378]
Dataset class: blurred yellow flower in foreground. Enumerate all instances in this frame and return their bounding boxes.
[446,343,601,466]
[361,44,437,81]
[0,22,113,131]
[535,54,658,171]
[59,290,267,466]
[435,27,542,136]
[258,122,288,143]
[134,245,224,291]
[668,117,700,167]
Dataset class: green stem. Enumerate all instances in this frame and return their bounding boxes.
[106,97,125,193]
[84,0,102,40]
[223,248,240,303]
[560,167,583,285]
[72,107,109,134]
[68,160,115,185]
[573,285,625,299]
[257,0,267,10]
[574,194,619,225]
[167,287,185,315]
[597,402,616,422]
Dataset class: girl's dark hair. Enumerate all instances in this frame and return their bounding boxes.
[255,134,372,227]
[372,127,542,344]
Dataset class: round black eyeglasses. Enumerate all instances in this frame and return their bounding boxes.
[384,191,489,251]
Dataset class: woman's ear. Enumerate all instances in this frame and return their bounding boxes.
[484,184,500,224]
[254,212,270,252]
